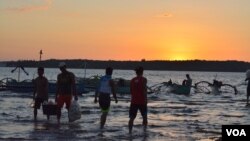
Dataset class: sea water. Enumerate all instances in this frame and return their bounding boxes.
[0,67,249,141]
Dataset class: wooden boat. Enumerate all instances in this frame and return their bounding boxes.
[0,77,89,94]
[194,80,238,94]
[77,76,131,94]
[169,84,191,95]
[148,81,192,95]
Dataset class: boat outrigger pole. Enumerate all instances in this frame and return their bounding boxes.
[11,65,29,82]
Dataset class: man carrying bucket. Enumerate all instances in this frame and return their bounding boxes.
[56,62,78,124]
[33,67,49,121]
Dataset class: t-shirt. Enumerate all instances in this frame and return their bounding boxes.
[99,75,112,94]
[34,76,48,99]
[57,71,75,95]
[130,76,147,105]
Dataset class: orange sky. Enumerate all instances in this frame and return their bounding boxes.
[0,0,250,61]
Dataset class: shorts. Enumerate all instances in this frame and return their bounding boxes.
[129,104,147,119]
[99,93,111,113]
[35,98,47,109]
[57,95,72,109]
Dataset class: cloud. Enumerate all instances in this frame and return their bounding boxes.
[4,0,53,13]
[156,13,173,18]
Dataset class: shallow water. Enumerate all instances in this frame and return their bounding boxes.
[0,67,249,141]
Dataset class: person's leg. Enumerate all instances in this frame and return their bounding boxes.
[56,96,64,124]
[65,95,73,122]
[142,116,148,129]
[139,105,148,128]
[56,107,61,124]
[128,104,138,134]
[100,111,108,129]
[34,98,41,121]
[247,94,249,105]
[34,108,37,121]
[128,117,135,134]
[65,95,72,110]
[99,94,110,129]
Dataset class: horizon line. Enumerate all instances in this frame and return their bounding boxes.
[0,58,249,63]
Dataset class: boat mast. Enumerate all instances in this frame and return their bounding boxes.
[39,50,43,61]
[18,67,20,82]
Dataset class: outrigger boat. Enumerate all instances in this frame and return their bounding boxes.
[148,79,238,95]
[0,66,88,94]
[194,79,238,94]
[0,68,131,94]
[0,77,88,95]
[149,80,192,95]
[77,76,131,94]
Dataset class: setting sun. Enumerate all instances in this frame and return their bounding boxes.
[170,55,188,61]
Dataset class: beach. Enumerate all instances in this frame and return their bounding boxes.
[0,67,249,141]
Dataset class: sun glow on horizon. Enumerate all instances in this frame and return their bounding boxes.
[169,55,189,61]
[0,0,250,61]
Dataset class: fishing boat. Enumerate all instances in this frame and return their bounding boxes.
[194,79,238,94]
[169,84,191,95]
[0,65,89,94]
[0,77,88,94]
[149,80,192,95]
[114,78,130,94]
[77,76,131,94]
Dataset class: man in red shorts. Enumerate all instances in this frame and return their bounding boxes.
[128,66,148,134]
[55,62,78,124]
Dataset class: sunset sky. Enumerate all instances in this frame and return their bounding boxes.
[0,0,250,61]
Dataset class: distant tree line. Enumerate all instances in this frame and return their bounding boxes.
[1,59,250,72]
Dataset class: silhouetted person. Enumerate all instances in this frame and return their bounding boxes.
[94,67,118,129]
[182,74,192,87]
[55,62,78,124]
[129,66,148,134]
[33,67,48,121]
[212,80,222,88]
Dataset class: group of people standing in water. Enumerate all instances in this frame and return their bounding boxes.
[32,62,148,133]
[33,62,78,124]
[32,62,250,133]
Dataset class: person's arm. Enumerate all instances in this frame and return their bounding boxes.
[45,78,49,101]
[94,90,99,103]
[94,81,100,103]
[55,75,59,102]
[71,73,77,100]
[110,80,118,103]
[143,78,147,104]
[130,80,133,96]
[33,79,37,100]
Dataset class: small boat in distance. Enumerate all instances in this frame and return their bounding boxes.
[149,80,192,95]
[194,79,238,95]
